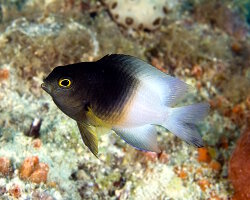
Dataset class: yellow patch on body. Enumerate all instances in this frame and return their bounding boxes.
[86,90,138,129]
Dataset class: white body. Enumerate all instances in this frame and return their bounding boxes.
[112,55,209,152]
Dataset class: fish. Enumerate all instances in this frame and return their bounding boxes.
[41,54,209,157]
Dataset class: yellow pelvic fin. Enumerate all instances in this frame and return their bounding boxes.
[92,126,111,136]
[77,122,99,157]
[77,107,112,157]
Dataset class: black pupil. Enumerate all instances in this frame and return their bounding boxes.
[61,79,69,86]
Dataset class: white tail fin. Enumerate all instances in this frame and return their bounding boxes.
[162,103,210,147]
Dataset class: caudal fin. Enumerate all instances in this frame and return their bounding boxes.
[162,103,210,147]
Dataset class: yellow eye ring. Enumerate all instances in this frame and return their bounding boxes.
[59,78,71,88]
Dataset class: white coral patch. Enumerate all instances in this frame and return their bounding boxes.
[104,0,170,30]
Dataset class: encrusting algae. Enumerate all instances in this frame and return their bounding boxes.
[19,156,49,184]
[0,157,12,177]
[229,127,250,200]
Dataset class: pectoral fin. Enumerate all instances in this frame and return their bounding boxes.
[113,125,160,153]
[77,122,99,157]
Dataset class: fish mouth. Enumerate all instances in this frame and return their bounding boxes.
[41,83,51,94]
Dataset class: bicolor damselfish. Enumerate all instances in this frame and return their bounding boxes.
[41,54,209,157]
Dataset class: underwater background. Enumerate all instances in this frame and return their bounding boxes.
[0,0,249,199]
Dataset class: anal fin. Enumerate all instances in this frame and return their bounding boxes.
[113,125,160,153]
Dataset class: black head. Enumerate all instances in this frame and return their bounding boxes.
[42,65,76,98]
[41,63,93,120]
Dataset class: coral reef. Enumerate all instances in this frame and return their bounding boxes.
[193,0,248,39]
[29,163,49,184]
[0,157,12,176]
[32,190,54,200]
[0,68,9,81]
[0,0,249,199]
[19,156,39,180]
[8,184,21,198]
[19,156,49,184]
[197,147,211,163]
[32,138,42,149]
[102,0,177,30]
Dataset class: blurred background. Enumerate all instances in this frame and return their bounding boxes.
[0,0,249,199]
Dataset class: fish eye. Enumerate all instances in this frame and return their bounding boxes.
[59,78,72,88]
